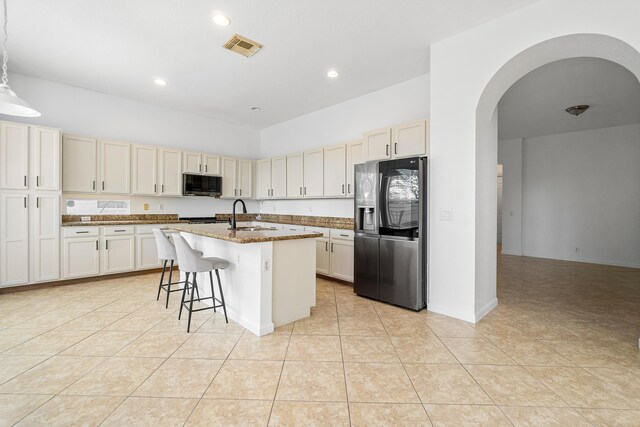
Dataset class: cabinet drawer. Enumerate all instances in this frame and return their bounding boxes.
[103,225,135,236]
[284,224,305,232]
[135,224,174,235]
[330,229,354,241]
[305,226,330,237]
[62,227,99,238]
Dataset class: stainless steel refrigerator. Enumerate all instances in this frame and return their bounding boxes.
[354,157,427,310]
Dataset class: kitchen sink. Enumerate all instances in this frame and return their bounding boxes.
[229,226,278,231]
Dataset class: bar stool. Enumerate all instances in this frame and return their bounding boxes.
[173,235,230,332]
[153,228,198,308]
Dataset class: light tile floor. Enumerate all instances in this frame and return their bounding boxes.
[0,254,639,426]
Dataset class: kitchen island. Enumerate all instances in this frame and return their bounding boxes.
[169,223,321,336]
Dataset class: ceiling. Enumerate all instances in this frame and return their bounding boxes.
[498,57,640,140]
[9,0,540,128]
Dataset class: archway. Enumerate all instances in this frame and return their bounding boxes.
[474,34,640,318]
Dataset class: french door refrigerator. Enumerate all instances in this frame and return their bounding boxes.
[354,157,427,310]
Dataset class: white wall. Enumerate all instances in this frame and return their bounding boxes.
[429,0,640,322]
[518,124,640,268]
[259,74,429,217]
[4,72,262,217]
[498,138,523,255]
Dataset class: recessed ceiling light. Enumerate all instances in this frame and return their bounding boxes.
[251,106,261,111]
[327,70,339,78]
[154,78,167,87]
[213,14,230,26]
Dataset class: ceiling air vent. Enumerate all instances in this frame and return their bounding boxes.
[223,34,263,57]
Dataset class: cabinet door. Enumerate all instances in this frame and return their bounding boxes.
[323,144,346,197]
[316,238,330,276]
[30,193,60,282]
[103,236,135,274]
[271,156,287,198]
[256,159,271,199]
[132,145,158,195]
[62,135,97,193]
[393,120,427,158]
[286,153,304,198]
[221,157,237,198]
[63,237,100,279]
[158,148,182,196]
[363,127,391,161]
[204,154,221,175]
[330,239,354,282]
[0,193,29,286]
[303,149,324,197]
[136,234,162,270]
[100,140,130,194]
[31,126,61,191]
[237,160,253,198]
[183,152,202,174]
[346,140,363,197]
[0,122,29,190]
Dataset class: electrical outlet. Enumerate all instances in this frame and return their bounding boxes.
[159,203,164,210]
[440,208,453,221]
[264,259,270,272]
[143,203,149,211]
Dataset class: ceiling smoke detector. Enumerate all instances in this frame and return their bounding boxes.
[565,105,590,116]
[223,34,263,57]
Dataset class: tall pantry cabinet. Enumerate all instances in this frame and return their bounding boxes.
[0,121,61,287]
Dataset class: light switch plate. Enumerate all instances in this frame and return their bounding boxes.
[440,208,453,221]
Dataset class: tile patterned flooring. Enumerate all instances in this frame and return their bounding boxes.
[0,254,639,426]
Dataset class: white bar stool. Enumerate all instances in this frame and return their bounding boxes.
[153,228,198,308]
[173,235,230,332]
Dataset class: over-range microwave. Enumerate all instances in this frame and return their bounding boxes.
[182,173,222,197]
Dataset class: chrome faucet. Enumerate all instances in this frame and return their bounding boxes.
[231,199,247,230]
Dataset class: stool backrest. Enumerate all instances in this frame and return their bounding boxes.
[173,234,213,273]
[153,228,177,261]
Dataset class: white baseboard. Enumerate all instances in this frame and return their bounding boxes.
[475,298,498,322]
[427,303,476,323]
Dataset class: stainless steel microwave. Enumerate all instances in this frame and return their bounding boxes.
[182,173,222,197]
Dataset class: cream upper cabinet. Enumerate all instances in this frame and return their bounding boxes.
[221,157,237,198]
[158,148,182,196]
[363,127,391,161]
[62,135,97,193]
[31,126,61,191]
[0,192,29,287]
[303,149,324,197]
[286,153,304,198]
[346,140,364,197]
[132,144,158,195]
[0,122,29,190]
[183,152,202,174]
[256,158,271,199]
[204,154,220,175]
[30,193,60,283]
[323,144,346,197]
[271,156,287,198]
[237,159,253,198]
[393,120,428,158]
[99,140,130,194]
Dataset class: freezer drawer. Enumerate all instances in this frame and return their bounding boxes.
[379,238,422,310]
[354,235,379,300]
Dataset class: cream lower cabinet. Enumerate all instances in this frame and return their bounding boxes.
[330,238,354,282]
[316,238,330,276]
[30,193,60,283]
[136,224,165,270]
[102,235,135,274]
[0,192,29,286]
[63,234,101,279]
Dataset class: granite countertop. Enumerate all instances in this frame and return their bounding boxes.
[61,214,186,227]
[169,223,323,244]
[62,219,187,227]
[215,213,354,230]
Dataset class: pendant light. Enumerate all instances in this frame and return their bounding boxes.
[0,0,39,117]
